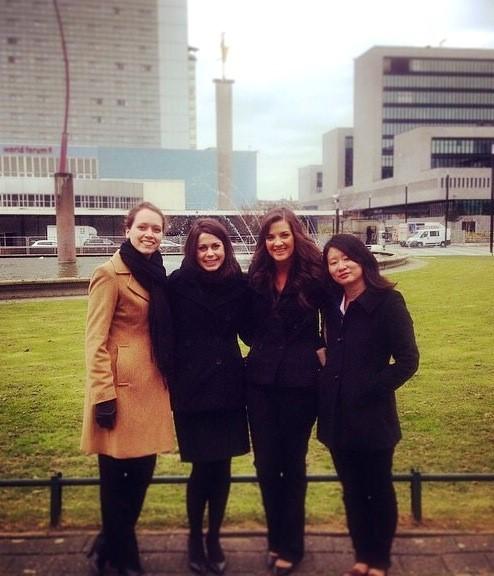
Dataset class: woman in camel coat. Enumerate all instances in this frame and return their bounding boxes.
[81,201,174,576]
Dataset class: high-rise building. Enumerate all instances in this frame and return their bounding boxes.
[0,0,195,149]
[353,46,494,187]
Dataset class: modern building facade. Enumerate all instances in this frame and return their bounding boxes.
[0,0,195,149]
[0,0,258,241]
[301,45,494,241]
[353,46,494,187]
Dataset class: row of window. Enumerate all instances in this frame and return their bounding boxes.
[0,156,98,178]
[382,120,494,136]
[4,56,154,73]
[413,58,494,74]
[383,90,494,105]
[432,158,492,169]
[382,106,494,121]
[439,176,491,188]
[0,193,141,210]
[431,138,494,155]
[383,75,494,89]
[74,195,141,210]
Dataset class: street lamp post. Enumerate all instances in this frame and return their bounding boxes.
[335,194,340,234]
[404,184,408,223]
[53,0,76,264]
[444,174,450,248]
[490,144,494,255]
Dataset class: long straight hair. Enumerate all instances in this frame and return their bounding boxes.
[249,207,323,308]
[183,218,241,278]
[322,233,395,291]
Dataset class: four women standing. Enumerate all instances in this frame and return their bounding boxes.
[82,206,418,576]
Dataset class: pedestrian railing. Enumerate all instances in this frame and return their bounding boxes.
[1,470,493,528]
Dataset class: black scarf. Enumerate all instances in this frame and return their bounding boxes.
[119,239,173,379]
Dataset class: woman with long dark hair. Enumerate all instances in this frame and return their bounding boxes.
[168,218,250,575]
[245,207,324,576]
[318,234,419,576]
[81,202,175,576]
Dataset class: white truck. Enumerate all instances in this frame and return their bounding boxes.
[398,221,444,245]
[47,225,97,247]
[404,224,451,247]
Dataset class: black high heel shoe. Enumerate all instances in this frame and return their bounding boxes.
[206,533,227,575]
[188,534,208,575]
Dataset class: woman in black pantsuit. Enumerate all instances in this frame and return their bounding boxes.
[317,234,419,576]
[168,219,250,576]
[245,208,324,576]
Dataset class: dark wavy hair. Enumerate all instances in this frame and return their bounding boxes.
[322,233,395,292]
[183,218,241,278]
[249,207,323,308]
[125,201,166,231]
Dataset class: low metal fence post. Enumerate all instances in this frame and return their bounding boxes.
[410,468,422,523]
[50,472,63,528]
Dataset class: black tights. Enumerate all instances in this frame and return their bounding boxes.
[187,459,231,539]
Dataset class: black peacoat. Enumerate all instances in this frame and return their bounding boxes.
[317,288,419,451]
[167,267,249,413]
[244,282,323,389]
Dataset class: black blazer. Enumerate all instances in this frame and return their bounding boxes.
[317,288,419,450]
[168,267,249,413]
[244,282,323,389]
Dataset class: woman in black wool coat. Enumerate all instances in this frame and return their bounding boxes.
[318,234,419,576]
[244,207,325,576]
[168,218,250,576]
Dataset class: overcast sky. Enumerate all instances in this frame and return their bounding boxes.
[187,0,494,202]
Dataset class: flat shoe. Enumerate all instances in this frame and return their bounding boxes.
[267,552,279,569]
[272,561,297,576]
[342,569,368,576]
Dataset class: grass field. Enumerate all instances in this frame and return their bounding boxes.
[0,256,493,531]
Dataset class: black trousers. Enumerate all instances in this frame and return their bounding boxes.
[98,453,156,571]
[247,385,316,564]
[330,447,397,570]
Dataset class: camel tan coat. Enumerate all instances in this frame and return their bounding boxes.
[80,251,175,458]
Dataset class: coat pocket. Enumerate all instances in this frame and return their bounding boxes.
[116,345,132,386]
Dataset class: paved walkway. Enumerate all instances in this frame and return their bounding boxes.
[1,531,494,576]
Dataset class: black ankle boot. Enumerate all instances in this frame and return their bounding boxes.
[206,533,227,575]
[188,534,208,575]
[87,533,107,576]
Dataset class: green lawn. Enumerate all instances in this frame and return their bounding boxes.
[1,256,493,531]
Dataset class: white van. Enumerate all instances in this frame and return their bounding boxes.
[404,226,451,247]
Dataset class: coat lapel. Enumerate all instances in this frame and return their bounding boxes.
[112,251,150,302]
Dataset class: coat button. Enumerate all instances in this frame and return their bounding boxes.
[334,374,340,380]
[336,337,343,343]
[216,359,223,366]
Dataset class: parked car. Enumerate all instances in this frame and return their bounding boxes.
[159,239,182,254]
[31,240,57,248]
[29,239,58,255]
[82,237,118,254]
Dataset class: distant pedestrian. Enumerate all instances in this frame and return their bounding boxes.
[317,234,419,576]
[81,201,174,576]
[168,219,250,575]
[245,207,325,576]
